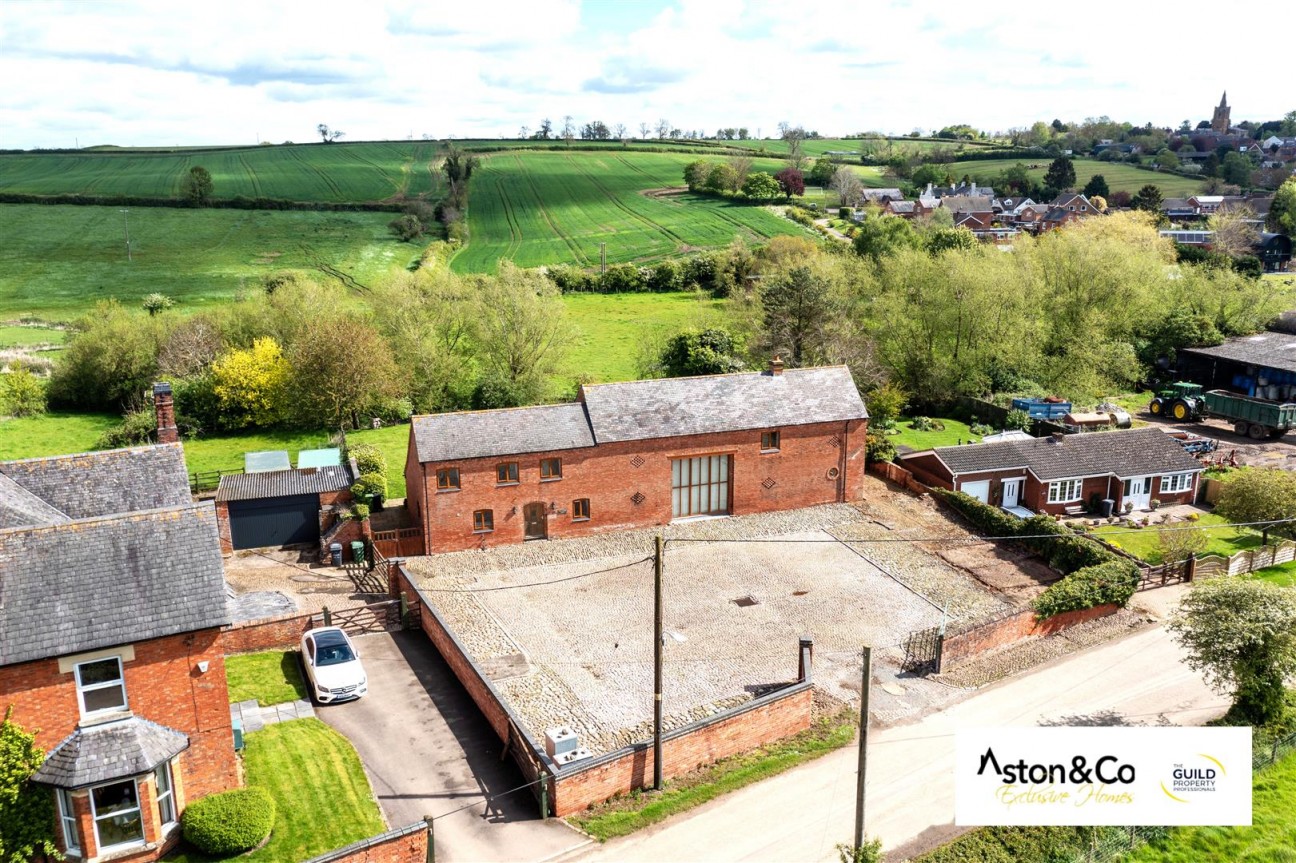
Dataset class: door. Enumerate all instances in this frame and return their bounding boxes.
[228,494,319,550]
[523,502,548,540]
[671,455,731,519]
[1122,476,1151,511]
[1001,479,1022,509]
[960,480,990,504]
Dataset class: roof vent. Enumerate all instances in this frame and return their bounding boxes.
[1050,433,1066,444]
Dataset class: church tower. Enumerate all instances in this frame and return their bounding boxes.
[1211,92,1231,133]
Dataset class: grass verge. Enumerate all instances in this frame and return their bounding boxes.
[569,712,855,842]
[225,651,307,707]
[165,718,384,862]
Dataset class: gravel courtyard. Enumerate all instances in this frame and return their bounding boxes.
[407,481,1018,755]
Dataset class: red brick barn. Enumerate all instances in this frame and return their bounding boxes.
[405,364,869,553]
[898,427,1202,516]
[0,445,239,863]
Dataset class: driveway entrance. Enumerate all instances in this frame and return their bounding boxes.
[317,631,587,863]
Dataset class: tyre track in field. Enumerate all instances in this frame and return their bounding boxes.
[494,176,523,259]
[569,154,687,252]
[237,155,264,198]
[338,144,402,199]
[515,154,589,265]
[702,203,770,240]
[284,147,344,200]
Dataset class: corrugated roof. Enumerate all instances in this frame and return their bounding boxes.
[216,464,353,502]
[1183,331,1296,375]
[32,716,189,789]
[412,403,596,464]
[582,366,867,444]
[907,427,1202,481]
[0,444,191,522]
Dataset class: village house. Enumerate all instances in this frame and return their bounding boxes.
[404,364,868,553]
[0,444,238,863]
[898,427,1202,516]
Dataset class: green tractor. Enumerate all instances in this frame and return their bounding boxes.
[1149,382,1206,421]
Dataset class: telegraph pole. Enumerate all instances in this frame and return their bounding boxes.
[600,242,607,275]
[854,645,872,853]
[653,534,664,790]
[119,209,132,261]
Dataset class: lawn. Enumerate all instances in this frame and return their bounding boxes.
[945,157,1206,196]
[0,323,65,347]
[1250,560,1296,588]
[225,651,307,707]
[561,290,726,383]
[1122,747,1296,863]
[890,416,983,451]
[1093,511,1263,565]
[0,411,119,460]
[165,718,385,862]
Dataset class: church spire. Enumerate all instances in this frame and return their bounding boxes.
[1220,91,1228,108]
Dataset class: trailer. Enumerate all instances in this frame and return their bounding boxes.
[1011,397,1071,420]
[1203,389,1296,439]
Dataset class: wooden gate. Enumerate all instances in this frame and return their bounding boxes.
[318,600,405,635]
[372,527,423,557]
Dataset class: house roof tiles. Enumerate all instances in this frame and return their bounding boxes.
[413,402,596,463]
[32,716,190,789]
[0,444,191,522]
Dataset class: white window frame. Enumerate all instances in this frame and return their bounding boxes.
[89,777,145,853]
[74,656,127,718]
[156,759,177,828]
[1161,472,1193,494]
[1047,479,1083,504]
[57,788,81,855]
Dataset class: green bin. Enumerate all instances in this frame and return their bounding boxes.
[350,541,366,565]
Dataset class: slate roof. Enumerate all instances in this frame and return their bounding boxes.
[0,503,230,666]
[908,427,1201,481]
[941,195,994,214]
[216,464,353,502]
[581,366,867,445]
[0,444,191,522]
[1182,331,1296,375]
[32,716,189,789]
[0,474,70,530]
[412,403,596,463]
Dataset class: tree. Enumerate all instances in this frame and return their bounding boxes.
[141,293,174,316]
[0,370,45,418]
[1089,195,1108,212]
[659,328,745,377]
[1214,468,1296,527]
[706,163,739,194]
[829,166,863,208]
[181,165,213,205]
[741,171,780,200]
[287,316,403,429]
[47,300,163,409]
[925,227,977,255]
[807,159,836,189]
[472,262,569,403]
[537,118,552,140]
[774,167,805,200]
[388,214,425,242]
[561,115,575,146]
[1220,151,1253,187]
[1154,148,1180,171]
[0,707,58,863]
[780,123,808,170]
[759,266,833,367]
[211,337,290,428]
[852,211,920,261]
[1043,157,1076,192]
[639,122,650,139]
[316,123,343,143]
[1083,174,1110,198]
[1170,578,1296,724]
[1267,177,1296,235]
[1208,205,1261,258]
[864,381,907,426]
[729,155,754,189]
[1130,183,1164,212]
[655,118,671,139]
[1158,523,1208,564]
[613,122,626,140]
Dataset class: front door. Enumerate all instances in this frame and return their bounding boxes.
[523,502,548,540]
[1002,479,1022,509]
[1122,476,1151,511]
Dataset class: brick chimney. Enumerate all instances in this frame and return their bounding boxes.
[769,355,784,376]
[1050,432,1066,444]
[153,382,178,444]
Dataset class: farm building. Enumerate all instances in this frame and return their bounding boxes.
[213,450,357,555]
[404,363,869,553]
[1181,329,1296,397]
[899,427,1202,516]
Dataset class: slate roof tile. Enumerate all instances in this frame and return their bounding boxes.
[0,444,190,521]
[32,716,190,788]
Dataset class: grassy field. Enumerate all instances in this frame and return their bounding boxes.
[945,157,1205,195]
[890,416,984,451]
[723,137,1008,158]
[453,150,807,272]
[561,290,726,383]
[166,719,385,862]
[226,651,308,707]
[1094,511,1263,564]
[0,204,405,318]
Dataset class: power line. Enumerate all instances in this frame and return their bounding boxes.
[418,556,652,593]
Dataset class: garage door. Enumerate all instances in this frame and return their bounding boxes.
[228,495,319,550]
[960,480,990,504]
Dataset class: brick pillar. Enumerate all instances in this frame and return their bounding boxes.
[153,382,179,444]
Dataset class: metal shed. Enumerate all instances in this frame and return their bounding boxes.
[216,464,352,551]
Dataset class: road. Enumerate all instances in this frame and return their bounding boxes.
[565,620,1226,863]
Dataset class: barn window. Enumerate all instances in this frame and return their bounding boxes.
[496,462,519,484]
[671,455,731,518]
[473,510,494,532]
[761,431,781,452]
[436,468,460,491]
[572,498,590,521]
[540,458,562,480]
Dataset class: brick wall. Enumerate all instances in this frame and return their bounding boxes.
[413,419,867,553]
[895,452,953,490]
[220,611,318,655]
[1,629,239,803]
[868,460,932,494]
[215,499,233,554]
[304,821,429,863]
[939,603,1120,671]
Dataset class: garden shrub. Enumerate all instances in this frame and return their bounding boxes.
[182,787,275,855]
[929,489,1021,538]
[95,408,158,449]
[351,471,388,500]
[1032,560,1140,619]
[865,431,896,463]
[600,263,647,292]
[347,442,387,478]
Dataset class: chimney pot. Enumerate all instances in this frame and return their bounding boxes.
[153,381,178,445]
[769,356,785,376]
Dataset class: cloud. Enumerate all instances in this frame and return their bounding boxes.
[583,62,685,95]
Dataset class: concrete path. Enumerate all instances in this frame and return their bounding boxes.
[229,698,314,732]
[565,622,1227,863]
[318,631,589,863]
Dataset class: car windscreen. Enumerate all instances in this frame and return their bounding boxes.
[315,640,356,666]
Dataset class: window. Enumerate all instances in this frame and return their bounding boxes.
[75,656,126,716]
[671,455,731,518]
[496,462,519,484]
[57,789,80,855]
[540,458,562,480]
[436,468,460,491]
[572,499,590,521]
[155,760,176,827]
[91,779,143,851]
[473,509,494,532]
[1161,473,1193,494]
[1047,479,1083,504]
[761,431,781,452]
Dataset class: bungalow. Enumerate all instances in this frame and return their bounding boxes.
[898,427,1202,516]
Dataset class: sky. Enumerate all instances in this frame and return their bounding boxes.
[1,0,1293,150]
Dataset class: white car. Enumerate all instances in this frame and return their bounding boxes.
[300,627,368,703]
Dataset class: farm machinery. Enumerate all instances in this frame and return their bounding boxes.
[1148,382,1206,422]
[1149,381,1296,439]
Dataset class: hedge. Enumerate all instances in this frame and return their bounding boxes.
[1032,560,1141,618]
[182,787,275,855]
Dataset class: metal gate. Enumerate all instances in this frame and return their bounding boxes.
[228,494,319,550]
[901,625,943,675]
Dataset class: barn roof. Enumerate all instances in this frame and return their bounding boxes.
[216,464,354,502]
[1182,330,1296,375]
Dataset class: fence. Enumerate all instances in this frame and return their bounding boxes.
[222,599,406,654]
[373,527,424,558]
[190,467,242,494]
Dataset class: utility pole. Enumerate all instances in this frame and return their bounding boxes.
[854,645,872,853]
[119,209,132,261]
[600,242,607,276]
[653,534,664,791]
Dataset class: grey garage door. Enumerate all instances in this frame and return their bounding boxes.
[228,494,319,550]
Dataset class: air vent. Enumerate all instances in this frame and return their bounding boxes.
[732,595,760,608]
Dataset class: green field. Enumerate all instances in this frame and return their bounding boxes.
[0,205,405,318]
[562,290,726,382]
[723,137,1008,158]
[453,150,808,272]
[945,157,1206,195]
[891,416,984,451]
[1095,512,1263,564]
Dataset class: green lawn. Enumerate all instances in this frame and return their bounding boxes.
[945,157,1205,196]
[1093,511,1263,564]
[1122,748,1296,863]
[225,651,307,707]
[0,411,119,460]
[891,416,983,451]
[1250,560,1296,588]
[561,290,726,383]
[165,718,385,862]
[0,324,65,347]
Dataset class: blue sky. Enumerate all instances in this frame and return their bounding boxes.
[0,0,1292,149]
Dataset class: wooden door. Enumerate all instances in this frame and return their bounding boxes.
[523,502,548,540]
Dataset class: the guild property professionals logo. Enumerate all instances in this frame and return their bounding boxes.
[976,747,1136,809]
[1162,753,1227,803]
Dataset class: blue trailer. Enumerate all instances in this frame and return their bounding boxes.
[1010,397,1072,420]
